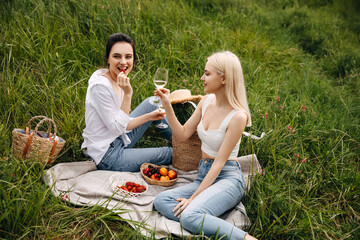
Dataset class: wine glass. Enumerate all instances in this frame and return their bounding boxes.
[150,68,168,128]
[150,68,168,105]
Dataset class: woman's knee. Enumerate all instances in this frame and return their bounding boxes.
[154,191,172,212]
[153,193,164,211]
[143,97,158,110]
[181,209,204,233]
[155,191,182,221]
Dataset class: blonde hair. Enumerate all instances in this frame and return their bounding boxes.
[207,51,252,127]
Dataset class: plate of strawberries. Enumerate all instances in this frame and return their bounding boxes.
[111,173,148,198]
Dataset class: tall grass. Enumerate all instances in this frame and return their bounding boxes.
[1,0,359,239]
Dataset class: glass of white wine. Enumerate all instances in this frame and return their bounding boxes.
[150,67,168,128]
[150,68,168,105]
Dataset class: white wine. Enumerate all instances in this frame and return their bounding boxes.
[158,105,165,113]
[154,80,167,89]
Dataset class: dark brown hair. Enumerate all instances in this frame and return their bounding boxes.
[104,33,137,67]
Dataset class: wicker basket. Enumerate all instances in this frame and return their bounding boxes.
[140,163,178,187]
[171,99,203,172]
[12,116,66,164]
[172,132,202,172]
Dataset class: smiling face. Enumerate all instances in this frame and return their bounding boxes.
[107,42,134,79]
[200,61,225,94]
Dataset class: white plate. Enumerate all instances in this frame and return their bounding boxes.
[111,173,148,198]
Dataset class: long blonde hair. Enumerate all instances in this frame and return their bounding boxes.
[207,51,252,127]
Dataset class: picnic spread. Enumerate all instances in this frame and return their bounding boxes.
[43,154,261,239]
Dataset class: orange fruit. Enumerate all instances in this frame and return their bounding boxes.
[159,167,168,176]
[151,174,160,181]
[160,175,170,181]
[168,170,177,179]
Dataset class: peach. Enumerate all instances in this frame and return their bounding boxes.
[159,167,168,176]
[160,175,170,181]
[168,170,177,179]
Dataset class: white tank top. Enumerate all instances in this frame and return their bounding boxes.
[197,94,241,159]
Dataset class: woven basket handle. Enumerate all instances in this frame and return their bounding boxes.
[22,117,59,161]
[33,117,57,139]
[26,116,52,135]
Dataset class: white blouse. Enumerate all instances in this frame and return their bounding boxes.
[81,69,131,164]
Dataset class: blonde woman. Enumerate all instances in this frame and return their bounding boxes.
[154,51,257,240]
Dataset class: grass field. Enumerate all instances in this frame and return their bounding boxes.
[1,0,359,239]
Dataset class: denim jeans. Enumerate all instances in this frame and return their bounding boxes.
[97,97,173,172]
[154,159,247,240]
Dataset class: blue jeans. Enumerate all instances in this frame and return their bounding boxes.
[154,159,247,240]
[97,97,173,172]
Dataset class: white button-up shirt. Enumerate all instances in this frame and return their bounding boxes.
[81,69,131,164]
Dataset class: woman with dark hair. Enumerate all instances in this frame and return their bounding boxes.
[81,33,172,172]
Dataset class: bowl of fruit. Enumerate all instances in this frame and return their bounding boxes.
[140,163,178,187]
[111,173,148,198]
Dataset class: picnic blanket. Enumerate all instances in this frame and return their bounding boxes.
[43,154,261,238]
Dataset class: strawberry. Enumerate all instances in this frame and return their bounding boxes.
[143,168,149,175]
[126,182,135,187]
[135,186,143,193]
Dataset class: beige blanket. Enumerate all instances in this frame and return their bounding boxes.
[43,154,261,238]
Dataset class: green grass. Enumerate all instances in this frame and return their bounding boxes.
[1,0,359,239]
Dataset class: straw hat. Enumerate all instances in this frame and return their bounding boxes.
[169,89,203,104]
